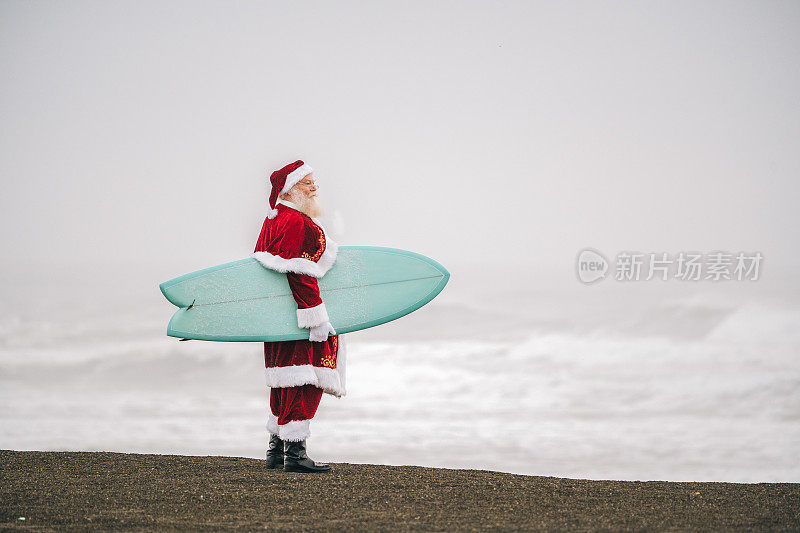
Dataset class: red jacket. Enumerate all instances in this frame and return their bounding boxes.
[252,201,346,397]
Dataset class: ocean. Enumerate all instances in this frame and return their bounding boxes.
[1,261,798,482]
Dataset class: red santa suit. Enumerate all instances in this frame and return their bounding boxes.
[251,162,345,443]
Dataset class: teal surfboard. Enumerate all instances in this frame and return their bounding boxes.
[159,246,449,342]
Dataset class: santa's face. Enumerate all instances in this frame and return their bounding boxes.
[293,173,317,197]
[287,173,323,218]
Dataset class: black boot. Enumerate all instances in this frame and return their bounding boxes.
[284,440,331,473]
[265,434,285,470]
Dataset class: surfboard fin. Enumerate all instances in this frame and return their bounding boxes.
[187,299,196,310]
[179,338,192,342]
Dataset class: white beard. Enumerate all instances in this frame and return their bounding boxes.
[288,189,323,218]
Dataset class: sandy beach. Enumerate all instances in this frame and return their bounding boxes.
[1,450,798,531]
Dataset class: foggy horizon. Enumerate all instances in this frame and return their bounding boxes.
[2,0,799,282]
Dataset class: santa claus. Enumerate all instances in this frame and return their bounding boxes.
[251,159,345,473]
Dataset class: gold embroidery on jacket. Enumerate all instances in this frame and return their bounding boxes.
[320,336,337,368]
[302,221,326,262]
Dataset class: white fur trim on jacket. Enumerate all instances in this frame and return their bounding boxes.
[251,231,338,278]
[297,303,329,329]
[278,419,311,442]
[264,361,346,398]
[267,412,280,436]
[337,335,347,392]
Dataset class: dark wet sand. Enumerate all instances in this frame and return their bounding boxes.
[1,450,798,531]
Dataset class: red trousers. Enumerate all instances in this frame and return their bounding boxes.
[269,384,323,425]
[264,338,343,442]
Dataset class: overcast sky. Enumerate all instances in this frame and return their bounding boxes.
[2,0,798,285]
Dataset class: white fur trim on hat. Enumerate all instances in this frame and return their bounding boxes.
[297,303,329,329]
[279,419,311,442]
[265,164,312,219]
[251,234,338,278]
[281,163,313,196]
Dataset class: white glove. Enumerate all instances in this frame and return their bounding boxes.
[309,321,336,342]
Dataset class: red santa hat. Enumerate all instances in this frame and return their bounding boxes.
[266,160,313,219]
